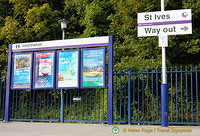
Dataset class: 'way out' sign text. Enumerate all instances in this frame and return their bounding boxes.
[137,9,192,37]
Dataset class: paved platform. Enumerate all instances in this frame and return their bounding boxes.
[0,121,200,136]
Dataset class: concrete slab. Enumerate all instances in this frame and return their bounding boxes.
[0,121,199,136]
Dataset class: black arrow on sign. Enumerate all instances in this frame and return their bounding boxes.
[181,26,189,31]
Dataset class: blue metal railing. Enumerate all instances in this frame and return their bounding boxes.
[10,89,60,122]
[129,66,200,125]
[0,74,6,120]
[0,66,199,125]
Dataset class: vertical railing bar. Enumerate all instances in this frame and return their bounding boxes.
[196,66,199,123]
[54,90,57,120]
[138,68,140,122]
[2,76,6,118]
[171,67,173,122]
[181,66,183,122]
[32,90,35,120]
[36,90,38,119]
[0,76,3,117]
[9,90,13,119]
[39,91,42,119]
[86,90,88,120]
[124,69,127,121]
[66,91,68,121]
[1,75,3,118]
[98,89,100,121]
[4,76,6,118]
[12,87,15,119]
[2,77,5,118]
[132,69,135,123]
[89,89,92,121]
[43,91,46,120]
[115,70,117,121]
[176,66,178,122]
[0,74,1,115]
[18,90,21,119]
[50,91,53,120]
[15,90,18,119]
[0,73,2,118]
[22,90,25,119]
[58,91,60,120]
[29,90,31,119]
[70,92,72,120]
[94,89,96,120]
[77,90,80,121]
[120,70,122,121]
[156,67,159,122]
[47,91,49,119]
[191,66,194,122]
[102,89,104,122]
[142,69,144,122]
[151,68,154,122]
[25,90,28,119]
[147,68,149,121]
[81,90,83,120]
[185,66,188,122]
[73,90,76,120]
[128,69,131,124]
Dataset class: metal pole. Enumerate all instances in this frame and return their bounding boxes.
[62,29,65,40]
[108,36,113,125]
[162,47,166,84]
[161,0,169,127]
[60,29,65,123]
[4,44,12,122]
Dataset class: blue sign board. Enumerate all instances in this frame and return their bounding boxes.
[81,48,106,88]
[57,50,79,89]
[12,53,32,89]
[33,51,55,89]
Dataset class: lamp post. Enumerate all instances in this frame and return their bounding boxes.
[58,19,69,123]
[58,19,69,40]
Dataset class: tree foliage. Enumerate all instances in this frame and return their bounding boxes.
[0,0,200,73]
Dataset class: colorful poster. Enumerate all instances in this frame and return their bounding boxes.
[12,53,32,89]
[57,50,79,88]
[82,48,105,88]
[34,52,54,88]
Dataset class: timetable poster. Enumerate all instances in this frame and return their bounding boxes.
[12,53,32,89]
[34,52,54,88]
[58,50,79,88]
[82,48,105,88]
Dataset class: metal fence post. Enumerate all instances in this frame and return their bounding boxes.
[128,69,131,124]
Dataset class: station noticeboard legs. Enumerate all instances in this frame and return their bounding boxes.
[108,36,113,125]
[4,44,12,122]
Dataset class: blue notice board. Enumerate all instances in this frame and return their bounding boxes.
[81,47,106,88]
[33,52,55,89]
[57,50,79,89]
[12,53,32,89]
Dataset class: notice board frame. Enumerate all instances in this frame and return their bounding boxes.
[5,36,114,125]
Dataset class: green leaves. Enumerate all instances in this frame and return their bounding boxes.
[0,0,200,73]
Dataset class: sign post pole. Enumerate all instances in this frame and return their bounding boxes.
[4,44,12,122]
[59,19,67,123]
[160,0,169,127]
[60,31,65,123]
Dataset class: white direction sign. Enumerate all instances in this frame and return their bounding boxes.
[138,9,192,37]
